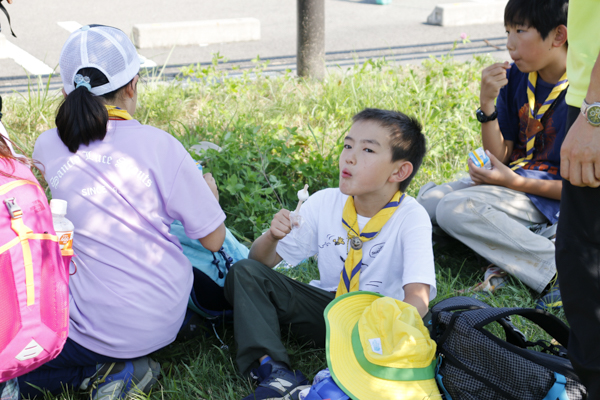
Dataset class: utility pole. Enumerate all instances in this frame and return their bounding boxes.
[297,0,325,79]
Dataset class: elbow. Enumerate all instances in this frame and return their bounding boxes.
[198,223,226,252]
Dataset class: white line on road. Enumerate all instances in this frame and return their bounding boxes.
[57,21,158,68]
[57,21,83,33]
[0,34,54,75]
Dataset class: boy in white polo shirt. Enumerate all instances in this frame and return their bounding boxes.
[224,108,437,400]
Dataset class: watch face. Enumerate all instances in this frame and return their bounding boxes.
[588,105,600,126]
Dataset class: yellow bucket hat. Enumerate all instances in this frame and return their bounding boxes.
[324,291,442,400]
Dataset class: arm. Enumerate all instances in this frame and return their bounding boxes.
[480,62,514,163]
[196,172,226,251]
[468,151,562,199]
[561,50,600,187]
[198,223,226,252]
[403,283,430,318]
[248,209,290,268]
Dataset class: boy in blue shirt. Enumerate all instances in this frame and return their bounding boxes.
[418,0,568,306]
[225,109,437,400]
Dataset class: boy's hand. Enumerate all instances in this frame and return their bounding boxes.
[268,209,292,241]
[468,150,518,187]
[203,173,219,202]
[480,62,511,111]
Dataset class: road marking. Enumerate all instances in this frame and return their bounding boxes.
[0,34,54,75]
[57,21,83,33]
[56,21,157,68]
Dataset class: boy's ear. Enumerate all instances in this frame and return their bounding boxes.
[551,25,568,48]
[389,161,413,185]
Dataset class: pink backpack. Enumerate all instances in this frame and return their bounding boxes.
[0,160,71,382]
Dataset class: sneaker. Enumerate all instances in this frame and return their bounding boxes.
[536,282,562,311]
[243,361,310,400]
[80,357,161,400]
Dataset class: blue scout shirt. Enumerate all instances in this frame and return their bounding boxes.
[496,63,568,224]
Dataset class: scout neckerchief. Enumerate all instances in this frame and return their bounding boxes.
[509,71,568,170]
[105,105,133,120]
[335,191,405,297]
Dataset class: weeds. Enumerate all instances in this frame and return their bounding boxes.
[1,53,560,400]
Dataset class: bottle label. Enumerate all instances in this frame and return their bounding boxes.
[56,231,74,251]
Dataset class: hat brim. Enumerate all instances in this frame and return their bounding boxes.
[324,292,442,400]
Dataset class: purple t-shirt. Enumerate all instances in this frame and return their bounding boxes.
[33,120,226,358]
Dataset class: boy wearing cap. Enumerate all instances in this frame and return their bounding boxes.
[418,0,568,305]
[224,108,437,400]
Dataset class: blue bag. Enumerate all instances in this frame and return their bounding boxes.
[170,220,249,319]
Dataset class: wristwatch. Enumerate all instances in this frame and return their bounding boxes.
[476,106,498,123]
[581,99,600,127]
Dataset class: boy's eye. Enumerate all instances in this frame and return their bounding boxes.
[343,144,352,149]
[364,148,374,153]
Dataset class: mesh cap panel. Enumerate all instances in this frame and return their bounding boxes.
[60,25,140,96]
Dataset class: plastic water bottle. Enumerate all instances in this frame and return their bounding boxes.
[50,199,74,252]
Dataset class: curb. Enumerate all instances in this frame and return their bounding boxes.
[427,1,508,27]
[132,18,261,49]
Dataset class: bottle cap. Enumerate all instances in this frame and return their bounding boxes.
[50,199,68,215]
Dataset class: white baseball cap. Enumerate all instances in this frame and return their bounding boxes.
[59,25,141,96]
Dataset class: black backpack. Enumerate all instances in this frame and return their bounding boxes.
[426,296,586,400]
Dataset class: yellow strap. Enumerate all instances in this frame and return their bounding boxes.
[0,237,19,254]
[0,180,43,196]
[10,216,35,306]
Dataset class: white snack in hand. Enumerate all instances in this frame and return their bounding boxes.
[297,184,309,201]
[295,184,309,213]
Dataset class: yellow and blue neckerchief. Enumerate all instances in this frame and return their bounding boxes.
[510,71,568,170]
[336,191,405,297]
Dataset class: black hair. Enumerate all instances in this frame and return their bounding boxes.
[504,0,568,40]
[352,108,426,192]
[55,68,131,153]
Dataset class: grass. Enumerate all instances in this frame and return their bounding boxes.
[1,53,564,399]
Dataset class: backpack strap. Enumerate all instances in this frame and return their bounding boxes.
[4,197,34,305]
[474,308,570,348]
[543,373,569,400]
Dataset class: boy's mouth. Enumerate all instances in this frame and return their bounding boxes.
[341,169,352,178]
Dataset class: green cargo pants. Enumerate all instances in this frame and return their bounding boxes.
[223,259,335,377]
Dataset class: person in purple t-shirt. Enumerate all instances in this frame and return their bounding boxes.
[417,0,568,305]
[18,25,226,399]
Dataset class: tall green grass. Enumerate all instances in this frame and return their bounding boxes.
[2,54,563,400]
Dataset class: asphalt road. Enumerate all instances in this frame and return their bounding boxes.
[0,0,510,92]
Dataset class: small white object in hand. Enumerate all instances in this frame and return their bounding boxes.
[295,184,309,214]
[297,184,309,201]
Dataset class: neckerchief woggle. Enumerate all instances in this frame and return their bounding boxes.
[335,191,405,297]
[509,71,568,171]
[105,105,133,120]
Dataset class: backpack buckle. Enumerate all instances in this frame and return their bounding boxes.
[4,197,22,218]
